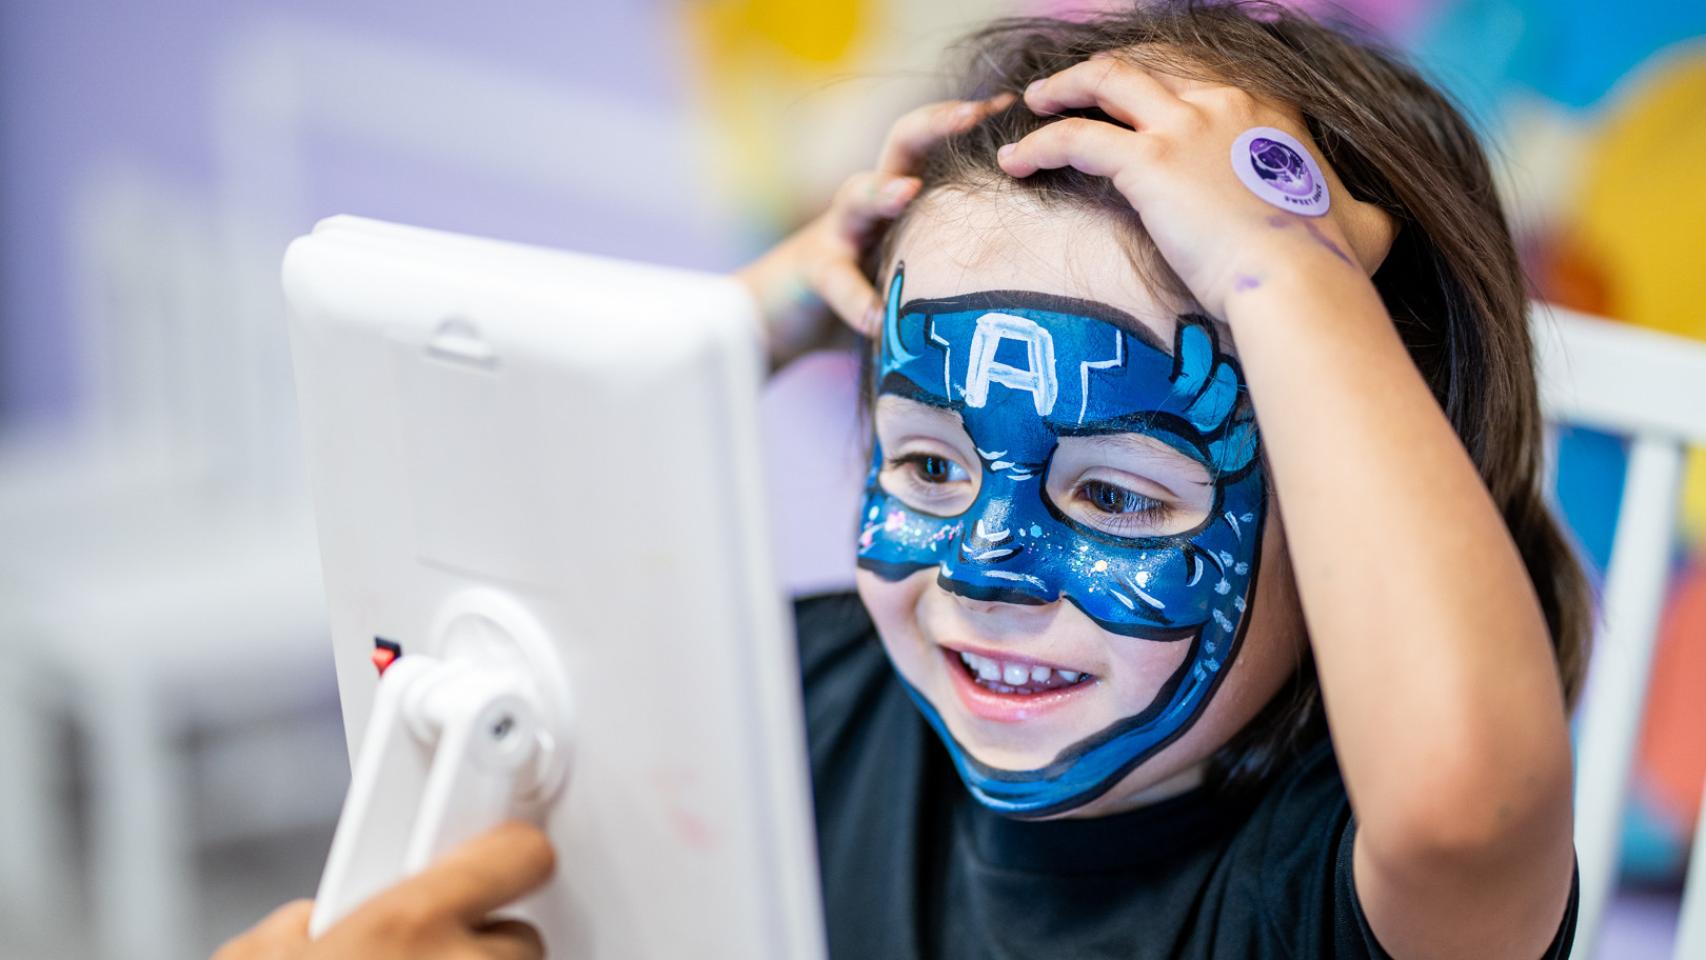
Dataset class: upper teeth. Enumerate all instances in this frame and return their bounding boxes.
[958,651,1083,686]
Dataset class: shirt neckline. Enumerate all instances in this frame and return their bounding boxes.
[952,767,1258,876]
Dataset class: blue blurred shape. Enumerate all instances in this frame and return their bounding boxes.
[1414,0,1706,112]
[1554,424,1629,581]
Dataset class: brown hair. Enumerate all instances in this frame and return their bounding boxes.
[857,0,1591,791]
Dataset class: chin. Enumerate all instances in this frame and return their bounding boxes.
[857,566,1272,819]
[1046,749,1211,819]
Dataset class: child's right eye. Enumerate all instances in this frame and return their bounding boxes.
[898,453,968,484]
[880,451,977,515]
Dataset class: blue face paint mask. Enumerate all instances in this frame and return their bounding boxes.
[857,265,1266,818]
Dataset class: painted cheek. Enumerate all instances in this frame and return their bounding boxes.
[857,473,965,576]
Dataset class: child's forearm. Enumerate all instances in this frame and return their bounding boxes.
[1221,266,1573,865]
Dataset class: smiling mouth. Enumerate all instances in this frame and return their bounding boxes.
[950,648,1096,696]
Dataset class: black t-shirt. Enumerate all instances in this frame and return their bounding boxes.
[794,591,1578,960]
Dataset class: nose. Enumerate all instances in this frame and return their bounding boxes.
[935,568,1050,606]
[958,517,1024,564]
[938,516,1055,606]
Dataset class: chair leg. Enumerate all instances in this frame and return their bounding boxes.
[0,664,77,952]
[83,676,195,960]
[1675,773,1706,960]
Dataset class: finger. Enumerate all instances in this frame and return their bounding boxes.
[809,257,881,337]
[997,118,1147,181]
[828,171,921,242]
[254,900,315,941]
[876,92,1016,174]
[473,918,546,960]
[1091,47,1219,99]
[374,821,557,926]
[1024,57,1188,129]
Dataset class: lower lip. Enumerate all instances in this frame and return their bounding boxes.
[940,648,1095,723]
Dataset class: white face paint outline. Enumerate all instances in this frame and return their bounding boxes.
[963,312,1060,416]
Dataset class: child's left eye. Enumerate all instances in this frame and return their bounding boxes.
[1075,480,1170,530]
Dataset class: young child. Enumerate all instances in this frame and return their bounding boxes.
[222,3,1583,958]
[739,1,1585,957]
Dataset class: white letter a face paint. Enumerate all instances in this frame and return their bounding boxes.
[1231,126,1330,216]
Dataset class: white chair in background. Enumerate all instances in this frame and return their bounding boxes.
[0,161,337,960]
[1531,303,1706,959]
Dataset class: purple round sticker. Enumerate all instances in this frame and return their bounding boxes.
[1230,127,1329,216]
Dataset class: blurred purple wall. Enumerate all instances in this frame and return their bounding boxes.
[0,0,721,426]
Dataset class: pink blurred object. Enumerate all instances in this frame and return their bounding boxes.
[759,350,867,596]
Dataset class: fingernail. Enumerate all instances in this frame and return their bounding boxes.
[954,102,979,122]
[880,178,915,204]
[997,143,1016,161]
[1024,79,1043,98]
[864,305,884,332]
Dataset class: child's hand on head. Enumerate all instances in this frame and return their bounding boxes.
[737,93,1014,365]
[998,53,1395,318]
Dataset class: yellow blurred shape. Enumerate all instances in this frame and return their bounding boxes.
[1569,49,1706,542]
[694,0,869,65]
[1574,50,1706,341]
[683,0,878,230]
[1686,448,1706,546]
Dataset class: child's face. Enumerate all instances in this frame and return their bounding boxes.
[855,190,1304,819]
